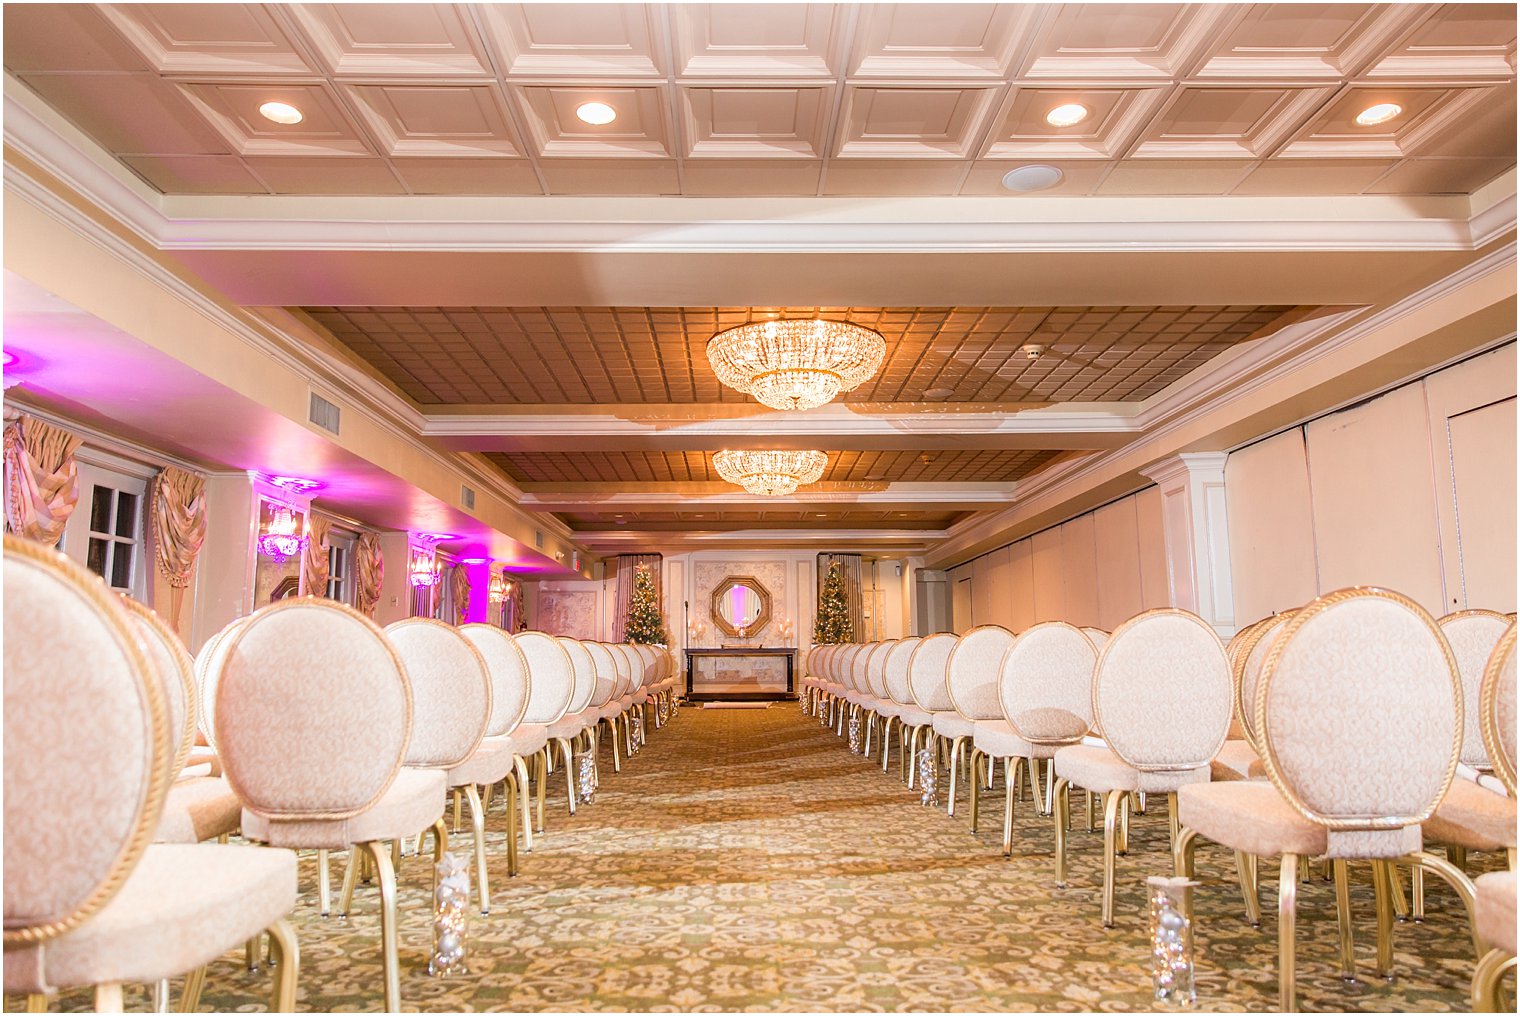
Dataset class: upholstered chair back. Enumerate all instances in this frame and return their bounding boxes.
[865,641,893,698]
[821,644,838,682]
[120,598,198,780]
[883,639,919,704]
[831,644,855,689]
[1001,622,1098,745]
[1438,610,1511,767]
[635,644,659,685]
[1095,609,1230,784]
[514,632,575,724]
[1224,616,1275,738]
[1479,622,1516,795]
[947,625,1015,721]
[607,643,633,697]
[216,599,409,822]
[585,642,619,707]
[4,536,170,947]
[556,638,598,714]
[193,615,250,751]
[1080,627,1109,650]
[385,619,490,769]
[618,644,646,691]
[1259,588,1460,859]
[849,644,872,691]
[1236,613,1293,753]
[459,624,530,738]
[908,633,959,711]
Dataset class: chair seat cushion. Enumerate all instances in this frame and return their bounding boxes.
[447,736,516,788]
[1056,743,1207,794]
[597,703,623,722]
[1009,707,1089,743]
[1210,739,1262,783]
[895,705,933,727]
[487,723,549,760]
[874,701,901,719]
[975,719,1041,760]
[154,776,242,843]
[242,767,446,850]
[546,708,597,741]
[1424,778,1517,852]
[932,712,976,739]
[1178,781,1327,858]
[3,844,296,994]
[1475,870,1517,955]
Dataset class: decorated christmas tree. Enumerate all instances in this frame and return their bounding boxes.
[814,560,853,644]
[623,563,668,645]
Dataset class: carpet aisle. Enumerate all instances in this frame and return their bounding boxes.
[18,706,1493,1012]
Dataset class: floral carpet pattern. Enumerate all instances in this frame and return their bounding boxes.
[15,706,1502,1012]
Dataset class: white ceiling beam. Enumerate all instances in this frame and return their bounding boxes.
[519,482,1019,512]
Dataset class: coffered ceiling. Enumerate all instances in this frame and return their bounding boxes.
[5,3,1515,199]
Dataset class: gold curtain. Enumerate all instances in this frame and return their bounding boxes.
[3,412,83,545]
[355,531,384,618]
[149,465,208,632]
[452,562,470,623]
[302,513,331,598]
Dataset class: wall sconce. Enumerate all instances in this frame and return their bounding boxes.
[257,505,307,563]
[409,548,440,588]
[488,572,509,604]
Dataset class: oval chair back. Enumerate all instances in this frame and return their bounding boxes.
[557,638,598,714]
[585,642,619,708]
[1000,622,1097,745]
[216,598,409,823]
[4,536,170,948]
[820,644,839,684]
[850,643,874,692]
[1236,613,1293,754]
[385,619,491,769]
[1438,610,1511,767]
[1258,587,1460,858]
[907,633,958,711]
[1081,627,1109,650]
[120,597,198,781]
[459,624,530,738]
[616,644,646,692]
[607,643,633,698]
[514,632,575,725]
[1479,622,1516,795]
[1095,609,1230,790]
[193,615,250,752]
[634,644,659,687]
[865,641,894,698]
[832,644,858,692]
[885,638,922,705]
[947,625,1015,721]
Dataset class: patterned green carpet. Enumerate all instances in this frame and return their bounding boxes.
[13,706,1502,1012]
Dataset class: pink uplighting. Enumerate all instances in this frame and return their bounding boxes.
[267,474,327,495]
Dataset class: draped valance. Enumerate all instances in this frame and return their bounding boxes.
[355,531,384,618]
[3,411,82,545]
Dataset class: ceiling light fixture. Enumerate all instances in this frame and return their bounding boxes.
[1045,103,1089,127]
[575,101,617,125]
[1354,102,1402,126]
[706,318,886,411]
[1001,165,1064,193]
[258,101,303,125]
[713,449,828,497]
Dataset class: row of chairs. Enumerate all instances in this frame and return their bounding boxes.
[3,534,681,1012]
[800,593,1516,1011]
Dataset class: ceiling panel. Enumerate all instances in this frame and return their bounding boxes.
[561,507,970,531]
[305,304,1294,406]
[6,3,1509,198]
[488,448,1063,485]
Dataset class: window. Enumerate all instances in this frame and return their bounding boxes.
[326,528,356,604]
[62,457,151,601]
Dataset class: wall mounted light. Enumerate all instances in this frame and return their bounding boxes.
[257,505,307,562]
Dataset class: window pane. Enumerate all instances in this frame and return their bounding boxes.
[87,537,108,577]
[110,542,132,589]
[89,485,112,534]
[114,492,138,538]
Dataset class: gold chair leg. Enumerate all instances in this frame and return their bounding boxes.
[1054,776,1072,887]
[339,847,360,917]
[906,726,922,789]
[1117,791,1131,856]
[316,848,331,917]
[505,770,520,877]
[1471,949,1517,1012]
[153,978,170,1013]
[535,747,548,833]
[1387,858,1410,921]
[25,994,49,1013]
[1101,789,1123,927]
[513,755,535,852]
[1172,826,1199,924]
[560,738,577,815]
[1332,859,1356,981]
[1373,860,1395,979]
[94,984,124,1013]
[452,787,463,833]
[1234,850,1261,927]
[1412,861,1425,921]
[1002,757,1019,857]
[1279,853,1301,1012]
[879,716,894,773]
[178,968,207,1013]
[969,750,983,832]
[947,737,962,816]
[1085,789,1095,832]
[1166,792,1180,854]
[608,717,622,773]
[362,841,402,1014]
[465,783,490,915]
[266,916,300,1012]
[1401,850,1482,958]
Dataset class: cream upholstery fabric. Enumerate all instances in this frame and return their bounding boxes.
[1439,612,1511,767]
[1177,782,1328,858]
[1236,615,1291,751]
[864,642,893,699]
[1423,778,1517,852]
[4,539,168,940]
[385,619,490,769]
[948,626,1014,722]
[1475,871,1517,955]
[515,632,575,725]
[1080,628,1109,649]
[975,719,1048,761]
[459,624,530,737]
[154,777,240,844]
[884,638,923,706]
[484,724,549,761]
[1057,743,1208,794]
[1209,739,1261,783]
[216,599,408,821]
[608,643,634,697]
[1096,610,1230,774]
[585,642,619,708]
[242,767,446,850]
[1259,590,1457,858]
[933,712,976,739]
[447,736,516,788]
[122,603,197,781]
[193,615,249,753]
[1484,626,1517,793]
[2,844,295,995]
[1001,623,1096,745]
[908,633,958,711]
[557,637,599,715]
[547,708,597,741]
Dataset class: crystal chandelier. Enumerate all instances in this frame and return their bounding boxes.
[706,318,886,411]
[713,449,827,497]
[256,505,307,562]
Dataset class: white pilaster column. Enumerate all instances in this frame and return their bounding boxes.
[1139,453,1236,638]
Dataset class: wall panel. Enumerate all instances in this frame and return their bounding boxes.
[1093,496,1144,630]
[1447,397,1516,612]
[1060,513,1099,627]
[952,574,973,634]
[1031,527,1066,622]
[1225,428,1318,621]
[972,546,1014,630]
[1135,486,1171,610]
[1008,539,1036,632]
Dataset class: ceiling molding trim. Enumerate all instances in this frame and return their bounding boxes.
[519,483,1018,509]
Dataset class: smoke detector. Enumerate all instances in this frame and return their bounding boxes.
[1022,344,1045,360]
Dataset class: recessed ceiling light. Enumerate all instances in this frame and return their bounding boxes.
[1001,165,1064,193]
[1355,102,1402,126]
[576,101,617,125]
[923,387,956,399]
[258,101,303,125]
[1045,103,1089,128]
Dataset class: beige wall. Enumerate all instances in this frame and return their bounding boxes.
[1226,342,1516,620]
[949,485,1170,633]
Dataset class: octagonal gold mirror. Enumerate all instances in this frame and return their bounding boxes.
[711,575,772,638]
